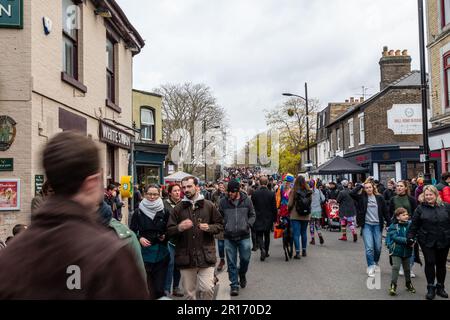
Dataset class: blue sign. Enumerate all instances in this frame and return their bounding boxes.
[0,0,23,29]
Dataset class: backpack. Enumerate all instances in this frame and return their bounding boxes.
[385,224,399,255]
[295,190,312,216]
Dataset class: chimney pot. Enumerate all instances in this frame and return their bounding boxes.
[350,97,355,103]
[402,49,408,56]
[383,46,389,57]
[345,99,349,103]
[395,50,401,56]
[389,50,395,56]
[360,97,365,102]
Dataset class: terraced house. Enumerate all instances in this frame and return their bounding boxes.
[0,0,144,239]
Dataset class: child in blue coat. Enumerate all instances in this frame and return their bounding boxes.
[386,207,416,296]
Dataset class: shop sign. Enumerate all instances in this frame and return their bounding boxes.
[387,104,431,135]
[0,158,13,171]
[0,179,20,211]
[99,121,132,150]
[35,175,44,196]
[0,0,23,29]
[0,116,17,151]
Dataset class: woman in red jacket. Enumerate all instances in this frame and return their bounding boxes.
[436,172,450,204]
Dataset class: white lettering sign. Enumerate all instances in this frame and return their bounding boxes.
[101,123,131,149]
[387,104,431,135]
[0,4,12,17]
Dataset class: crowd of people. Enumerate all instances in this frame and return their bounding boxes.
[0,132,449,300]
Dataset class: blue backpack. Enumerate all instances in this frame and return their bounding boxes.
[385,224,399,255]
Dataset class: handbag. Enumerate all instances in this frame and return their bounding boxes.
[274,225,283,239]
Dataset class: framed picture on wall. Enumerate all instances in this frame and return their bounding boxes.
[0,179,20,211]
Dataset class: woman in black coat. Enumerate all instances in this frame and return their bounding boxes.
[408,185,450,300]
[336,181,358,242]
[350,181,389,278]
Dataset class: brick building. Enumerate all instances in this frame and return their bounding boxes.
[0,0,144,240]
[427,0,450,174]
[324,47,429,184]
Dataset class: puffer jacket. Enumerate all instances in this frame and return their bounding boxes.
[436,180,450,204]
[219,192,256,241]
[387,221,413,258]
[408,203,450,249]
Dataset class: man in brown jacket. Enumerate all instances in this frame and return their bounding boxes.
[167,176,223,300]
[0,132,149,300]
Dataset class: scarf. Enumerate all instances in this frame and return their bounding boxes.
[182,193,205,209]
[139,198,164,220]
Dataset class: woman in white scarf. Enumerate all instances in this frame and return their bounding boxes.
[130,184,170,300]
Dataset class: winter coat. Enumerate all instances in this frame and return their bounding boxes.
[383,188,396,207]
[408,203,450,249]
[388,195,417,222]
[288,188,312,221]
[436,181,450,204]
[219,192,256,241]
[310,189,325,219]
[167,197,223,269]
[251,187,277,232]
[336,187,357,218]
[0,196,149,299]
[387,221,413,258]
[351,184,389,230]
[326,188,340,200]
[414,185,424,203]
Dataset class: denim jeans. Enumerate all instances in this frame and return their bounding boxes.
[225,238,252,289]
[164,243,181,292]
[291,220,309,253]
[217,239,225,259]
[362,223,382,267]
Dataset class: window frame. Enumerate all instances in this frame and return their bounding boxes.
[442,0,450,28]
[359,113,365,145]
[106,35,116,104]
[336,127,341,151]
[140,107,156,142]
[62,0,79,80]
[348,118,354,148]
[444,51,450,109]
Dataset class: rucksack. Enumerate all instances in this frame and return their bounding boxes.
[385,224,399,255]
[295,190,312,216]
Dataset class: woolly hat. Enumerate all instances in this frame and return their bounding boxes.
[227,180,240,193]
[284,174,294,183]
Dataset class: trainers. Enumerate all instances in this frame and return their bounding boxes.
[368,266,376,278]
[217,259,225,272]
[310,238,315,245]
[406,282,416,294]
[374,264,381,273]
[339,235,347,241]
[410,272,416,278]
[319,235,324,245]
[302,250,307,257]
[239,274,247,288]
[389,282,397,296]
[294,253,301,260]
[230,287,239,296]
[353,234,357,242]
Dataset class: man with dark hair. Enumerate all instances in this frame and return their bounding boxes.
[0,131,149,299]
[167,176,223,300]
[437,172,450,204]
[251,177,277,261]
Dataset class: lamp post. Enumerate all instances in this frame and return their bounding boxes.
[418,0,431,184]
[283,82,311,172]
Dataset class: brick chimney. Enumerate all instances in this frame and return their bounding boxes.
[379,46,411,90]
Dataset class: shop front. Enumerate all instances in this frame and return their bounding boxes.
[345,145,430,185]
[430,124,450,176]
[134,143,169,189]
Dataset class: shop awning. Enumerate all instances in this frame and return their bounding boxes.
[310,156,368,175]
[164,171,198,183]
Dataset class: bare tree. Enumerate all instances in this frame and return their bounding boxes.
[155,83,229,174]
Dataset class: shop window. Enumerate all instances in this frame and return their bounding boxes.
[379,164,396,186]
[442,0,450,28]
[444,52,450,109]
[137,166,160,186]
[106,37,116,103]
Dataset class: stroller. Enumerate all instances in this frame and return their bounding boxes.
[325,200,341,232]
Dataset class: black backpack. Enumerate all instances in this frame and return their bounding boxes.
[295,190,312,216]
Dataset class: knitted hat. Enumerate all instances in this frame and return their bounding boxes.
[284,174,294,183]
[227,180,240,193]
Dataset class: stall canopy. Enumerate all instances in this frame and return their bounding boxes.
[310,156,368,175]
[164,171,197,183]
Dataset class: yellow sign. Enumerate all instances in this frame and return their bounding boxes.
[120,176,132,198]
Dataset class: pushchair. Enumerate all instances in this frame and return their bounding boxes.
[325,200,341,232]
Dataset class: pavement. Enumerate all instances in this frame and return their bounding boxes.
[213,228,450,300]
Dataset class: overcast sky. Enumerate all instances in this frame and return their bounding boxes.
[117,0,421,150]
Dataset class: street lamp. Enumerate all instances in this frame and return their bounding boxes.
[203,120,221,182]
[418,0,432,185]
[283,82,311,172]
